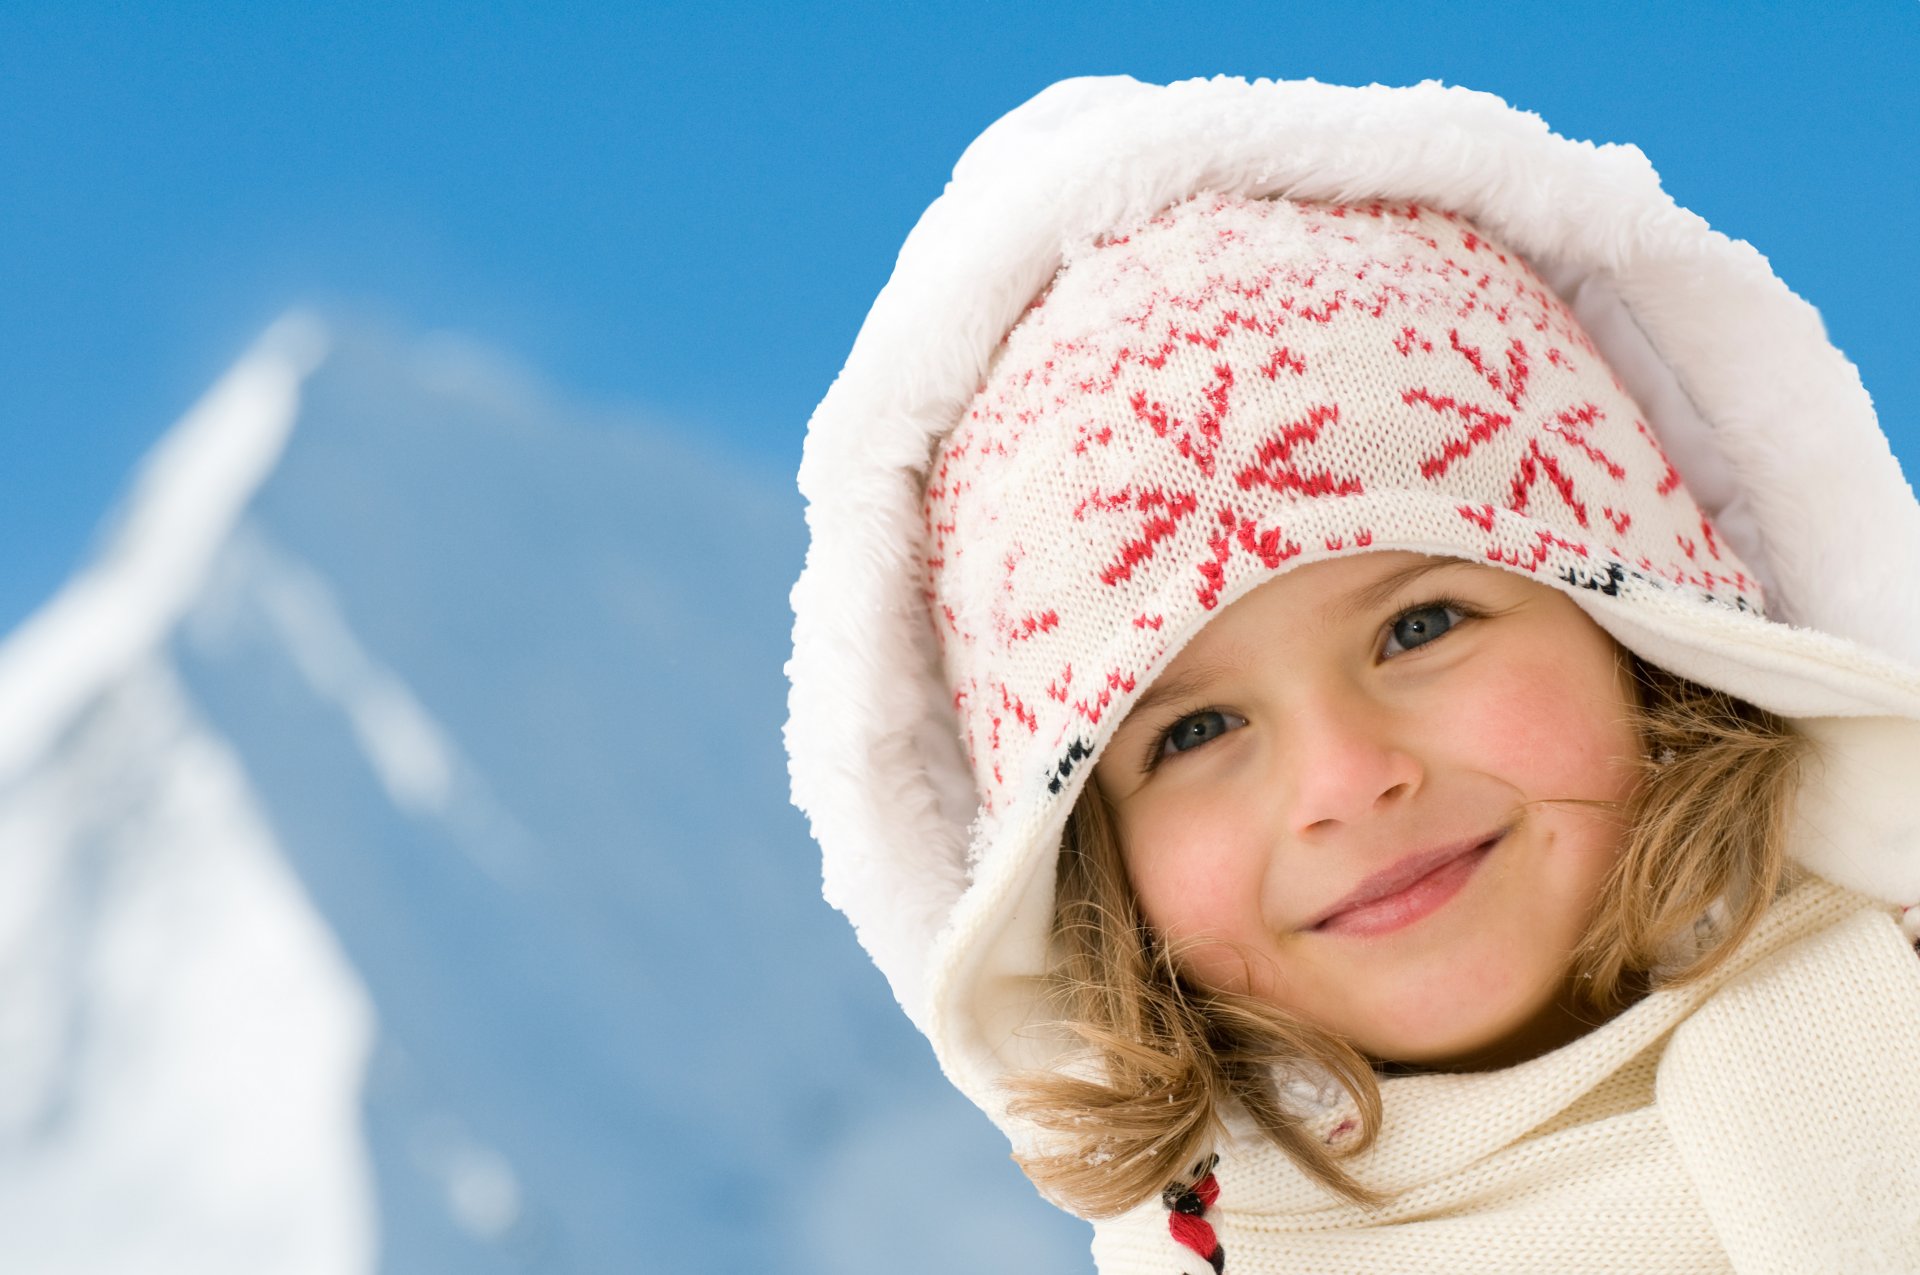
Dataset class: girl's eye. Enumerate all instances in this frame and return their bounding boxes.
[1381,600,1468,657]
[1157,709,1244,759]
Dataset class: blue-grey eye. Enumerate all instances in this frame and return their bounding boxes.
[1383,602,1462,656]
[1162,710,1235,756]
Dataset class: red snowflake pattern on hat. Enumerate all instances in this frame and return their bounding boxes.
[924,195,1762,809]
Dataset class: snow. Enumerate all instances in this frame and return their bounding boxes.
[0,660,375,1275]
[0,315,1092,1273]
[0,314,327,783]
[228,531,457,817]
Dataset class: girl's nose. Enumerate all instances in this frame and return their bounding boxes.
[1281,692,1423,835]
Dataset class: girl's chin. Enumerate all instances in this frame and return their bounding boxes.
[1325,981,1565,1069]
[1347,988,1594,1071]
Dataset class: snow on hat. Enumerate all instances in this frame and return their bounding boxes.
[786,76,1920,1126]
[926,191,1767,818]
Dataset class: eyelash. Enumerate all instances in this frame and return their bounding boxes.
[1380,594,1481,657]
[1141,594,1484,771]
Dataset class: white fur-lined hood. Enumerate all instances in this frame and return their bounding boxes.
[785,75,1920,1124]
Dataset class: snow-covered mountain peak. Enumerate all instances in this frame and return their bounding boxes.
[0,314,328,783]
[0,316,1090,1274]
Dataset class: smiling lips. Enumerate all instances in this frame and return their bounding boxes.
[1306,831,1507,937]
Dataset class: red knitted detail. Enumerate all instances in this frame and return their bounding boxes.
[1164,1166,1226,1273]
[1097,487,1201,587]
[1191,1173,1220,1209]
[1167,1211,1219,1264]
[1071,667,1137,726]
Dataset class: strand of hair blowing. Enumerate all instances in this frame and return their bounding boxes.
[1004,659,1801,1218]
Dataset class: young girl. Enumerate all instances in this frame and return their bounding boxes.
[787,76,1920,1271]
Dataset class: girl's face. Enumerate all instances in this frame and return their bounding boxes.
[1093,551,1643,1070]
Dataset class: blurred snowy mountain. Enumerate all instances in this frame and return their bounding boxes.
[0,316,1092,1274]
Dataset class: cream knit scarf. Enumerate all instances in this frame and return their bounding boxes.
[1090,877,1920,1274]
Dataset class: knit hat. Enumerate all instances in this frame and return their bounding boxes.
[786,76,1920,1132]
[927,191,1769,819]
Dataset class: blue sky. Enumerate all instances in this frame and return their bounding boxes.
[3,1,1917,637]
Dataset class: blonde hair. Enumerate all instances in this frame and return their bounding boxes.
[1004,653,1803,1216]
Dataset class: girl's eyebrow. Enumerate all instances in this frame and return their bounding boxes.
[1329,558,1470,624]
[1123,560,1469,726]
[1124,656,1246,725]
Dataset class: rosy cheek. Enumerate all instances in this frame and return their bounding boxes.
[1458,657,1622,788]
[1179,870,1253,940]
[1128,825,1253,944]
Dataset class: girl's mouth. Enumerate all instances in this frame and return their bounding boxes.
[1308,831,1506,937]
